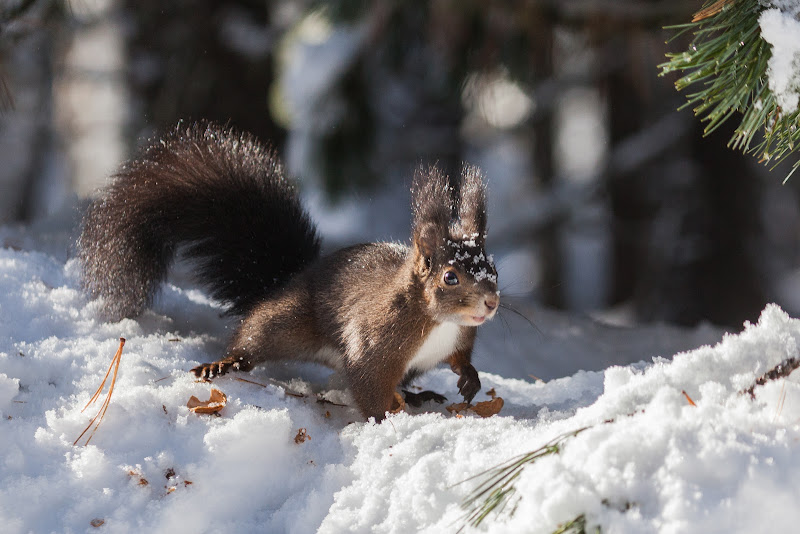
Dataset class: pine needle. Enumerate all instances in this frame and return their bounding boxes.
[456,426,590,531]
[692,0,734,22]
[552,514,594,534]
[74,338,125,446]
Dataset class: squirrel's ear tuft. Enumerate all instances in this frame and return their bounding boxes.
[457,164,488,238]
[411,165,453,264]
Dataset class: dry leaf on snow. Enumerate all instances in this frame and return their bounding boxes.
[446,397,504,418]
[471,397,504,417]
[294,428,310,444]
[187,388,227,414]
[126,469,148,486]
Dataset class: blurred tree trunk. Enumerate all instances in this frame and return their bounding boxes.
[530,24,561,308]
[605,32,767,327]
[121,0,285,146]
[605,34,654,309]
[0,0,63,222]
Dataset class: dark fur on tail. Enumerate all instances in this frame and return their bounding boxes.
[78,121,321,320]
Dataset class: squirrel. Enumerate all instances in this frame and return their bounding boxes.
[78,121,500,422]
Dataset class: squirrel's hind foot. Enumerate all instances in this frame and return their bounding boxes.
[402,389,447,407]
[191,354,252,380]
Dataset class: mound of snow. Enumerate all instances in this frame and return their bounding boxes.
[0,240,799,533]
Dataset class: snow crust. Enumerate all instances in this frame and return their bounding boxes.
[1,239,800,533]
[759,3,800,113]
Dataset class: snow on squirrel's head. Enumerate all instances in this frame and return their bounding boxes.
[411,164,499,327]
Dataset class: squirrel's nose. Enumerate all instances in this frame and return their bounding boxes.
[484,295,499,311]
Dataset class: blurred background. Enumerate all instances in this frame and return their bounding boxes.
[3,0,800,331]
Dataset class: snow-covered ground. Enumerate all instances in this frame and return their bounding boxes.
[2,224,800,534]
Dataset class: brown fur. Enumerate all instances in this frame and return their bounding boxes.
[194,167,499,421]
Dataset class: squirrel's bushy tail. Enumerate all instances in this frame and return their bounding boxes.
[78,121,320,320]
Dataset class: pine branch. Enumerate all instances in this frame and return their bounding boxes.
[659,0,800,180]
[456,426,590,531]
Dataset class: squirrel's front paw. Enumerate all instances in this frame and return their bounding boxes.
[191,355,250,380]
[457,364,481,404]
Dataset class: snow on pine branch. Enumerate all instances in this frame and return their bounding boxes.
[660,0,800,179]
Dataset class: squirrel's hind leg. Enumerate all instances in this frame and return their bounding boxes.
[192,287,326,380]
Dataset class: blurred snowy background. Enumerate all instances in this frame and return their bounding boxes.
[3,0,800,332]
[5,4,800,531]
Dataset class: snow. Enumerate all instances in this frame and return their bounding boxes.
[759,3,800,113]
[2,228,800,533]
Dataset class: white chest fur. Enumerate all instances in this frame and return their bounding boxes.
[405,322,462,373]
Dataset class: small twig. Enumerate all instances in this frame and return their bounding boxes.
[317,396,349,408]
[236,377,351,407]
[681,390,697,406]
[233,376,270,388]
[74,338,125,446]
[742,357,800,399]
[234,376,306,398]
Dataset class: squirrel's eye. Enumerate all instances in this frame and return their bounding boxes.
[443,271,459,286]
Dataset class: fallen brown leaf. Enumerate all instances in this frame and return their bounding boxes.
[90,518,105,528]
[127,469,148,486]
[446,397,504,418]
[294,428,310,444]
[187,388,227,414]
[389,391,405,414]
[471,397,504,417]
